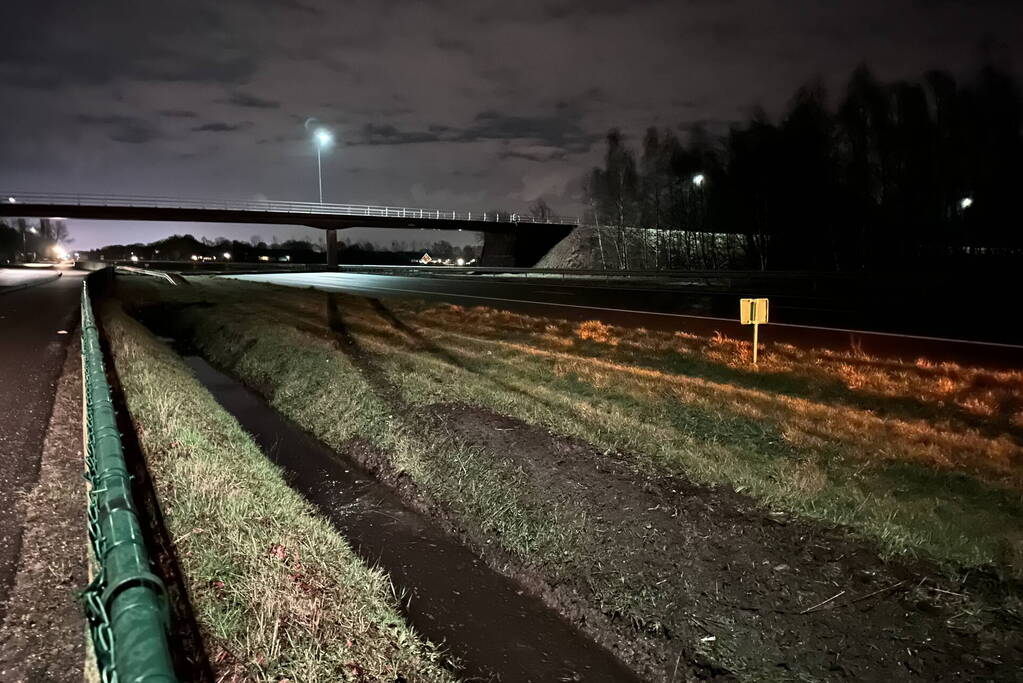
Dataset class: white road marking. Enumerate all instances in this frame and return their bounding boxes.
[221,273,1023,350]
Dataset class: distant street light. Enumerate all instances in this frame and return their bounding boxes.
[692,173,706,187]
[7,197,15,203]
[223,252,232,260]
[314,128,333,204]
[959,197,973,209]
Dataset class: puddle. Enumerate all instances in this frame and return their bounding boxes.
[182,354,641,683]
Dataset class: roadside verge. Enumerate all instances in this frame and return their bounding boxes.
[100,301,454,681]
[0,331,87,681]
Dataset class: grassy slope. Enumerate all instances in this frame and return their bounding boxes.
[114,276,1023,677]
[156,277,1022,571]
[101,301,453,683]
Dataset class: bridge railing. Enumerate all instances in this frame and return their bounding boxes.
[1,191,578,225]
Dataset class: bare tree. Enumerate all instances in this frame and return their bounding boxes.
[528,197,555,222]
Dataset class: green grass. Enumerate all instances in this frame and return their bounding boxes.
[188,306,585,563]
[100,301,454,682]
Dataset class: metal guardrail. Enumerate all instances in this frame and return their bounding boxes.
[80,281,178,682]
[1,191,578,225]
[115,265,179,285]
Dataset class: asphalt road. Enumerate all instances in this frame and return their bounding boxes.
[0,267,60,291]
[223,271,1023,367]
[0,268,86,621]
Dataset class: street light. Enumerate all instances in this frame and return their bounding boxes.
[960,197,973,209]
[692,173,706,187]
[314,128,333,204]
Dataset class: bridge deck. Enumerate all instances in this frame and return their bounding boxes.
[0,192,577,232]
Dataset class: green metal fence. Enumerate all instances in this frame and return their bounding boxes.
[80,280,178,682]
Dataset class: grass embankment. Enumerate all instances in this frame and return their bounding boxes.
[100,301,453,682]
[116,276,1023,680]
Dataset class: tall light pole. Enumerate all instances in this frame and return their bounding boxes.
[314,128,333,204]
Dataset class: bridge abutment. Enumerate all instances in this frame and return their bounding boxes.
[481,225,574,267]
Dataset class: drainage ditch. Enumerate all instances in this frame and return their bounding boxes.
[179,351,641,682]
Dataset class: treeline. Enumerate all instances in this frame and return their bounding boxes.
[0,218,71,263]
[89,233,481,265]
[584,63,1023,271]
[90,234,323,263]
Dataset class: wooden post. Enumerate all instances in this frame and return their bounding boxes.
[753,322,759,364]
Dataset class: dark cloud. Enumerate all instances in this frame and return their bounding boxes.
[0,0,1020,250]
[159,109,200,118]
[75,114,164,144]
[268,0,322,14]
[358,123,443,145]
[499,146,568,162]
[0,0,298,88]
[457,111,597,152]
[351,112,596,153]
[226,92,281,109]
[191,121,253,132]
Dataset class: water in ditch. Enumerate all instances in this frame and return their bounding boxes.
[181,353,642,683]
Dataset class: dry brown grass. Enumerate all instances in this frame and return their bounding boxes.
[116,276,1023,572]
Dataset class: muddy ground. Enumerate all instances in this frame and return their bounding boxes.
[349,401,1023,681]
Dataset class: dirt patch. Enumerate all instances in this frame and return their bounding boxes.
[418,403,1023,681]
[341,422,729,681]
[182,355,644,682]
[0,333,87,682]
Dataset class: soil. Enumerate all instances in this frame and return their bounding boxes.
[416,403,1023,682]
[0,334,87,681]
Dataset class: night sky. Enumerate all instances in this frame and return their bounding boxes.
[1,0,1020,250]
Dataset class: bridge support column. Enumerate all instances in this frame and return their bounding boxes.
[326,228,338,267]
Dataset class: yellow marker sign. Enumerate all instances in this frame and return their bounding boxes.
[740,298,769,325]
[739,298,769,363]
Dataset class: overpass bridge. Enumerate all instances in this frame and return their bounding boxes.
[0,192,578,266]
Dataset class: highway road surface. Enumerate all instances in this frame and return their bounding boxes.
[223,271,1023,367]
[0,268,86,621]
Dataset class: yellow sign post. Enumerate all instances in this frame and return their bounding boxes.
[739,298,769,364]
